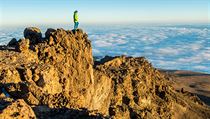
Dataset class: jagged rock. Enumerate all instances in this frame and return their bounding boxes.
[95,56,210,119]
[96,56,169,118]
[24,27,42,44]
[7,38,17,47]
[0,99,36,119]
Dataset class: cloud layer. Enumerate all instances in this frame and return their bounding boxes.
[86,25,210,73]
[0,24,209,73]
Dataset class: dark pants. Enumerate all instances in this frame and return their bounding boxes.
[74,22,79,30]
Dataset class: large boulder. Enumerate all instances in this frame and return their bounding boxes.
[24,27,42,44]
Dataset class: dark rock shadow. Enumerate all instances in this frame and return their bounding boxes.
[196,94,210,106]
[32,106,108,119]
[0,98,11,110]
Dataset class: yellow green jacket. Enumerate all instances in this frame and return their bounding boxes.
[74,12,79,22]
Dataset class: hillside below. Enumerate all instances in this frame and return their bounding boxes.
[0,27,210,119]
[160,70,210,106]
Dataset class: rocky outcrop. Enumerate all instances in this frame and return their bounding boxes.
[24,27,42,44]
[0,27,210,119]
[0,28,111,117]
[3,29,89,105]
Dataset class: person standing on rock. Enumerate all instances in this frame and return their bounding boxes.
[73,10,79,30]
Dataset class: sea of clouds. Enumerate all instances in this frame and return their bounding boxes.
[0,24,209,73]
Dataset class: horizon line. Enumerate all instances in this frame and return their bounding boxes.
[1,21,210,28]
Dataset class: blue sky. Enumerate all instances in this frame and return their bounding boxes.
[0,0,209,26]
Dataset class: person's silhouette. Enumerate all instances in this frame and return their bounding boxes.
[73,10,79,30]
